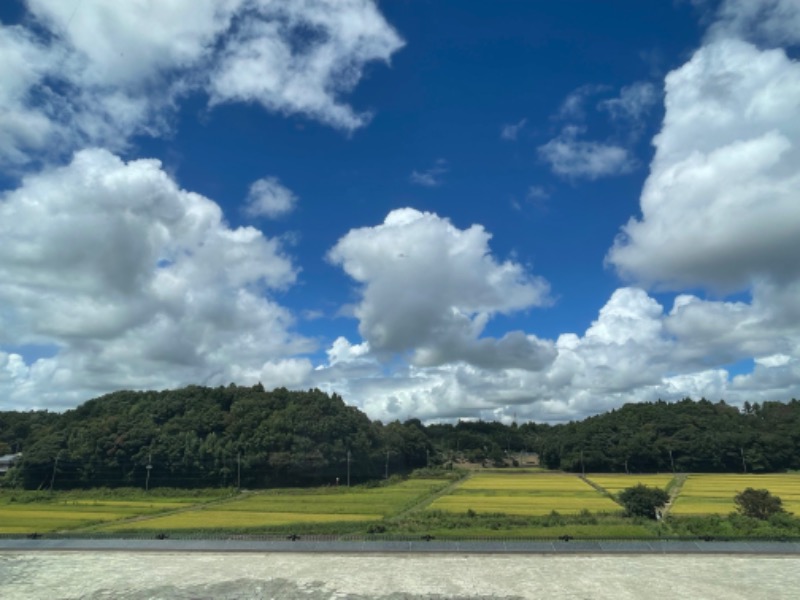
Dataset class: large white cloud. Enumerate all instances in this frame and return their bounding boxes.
[312,284,800,423]
[0,0,403,166]
[0,148,313,409]
[327,208,554,371]
[608,37,800,291]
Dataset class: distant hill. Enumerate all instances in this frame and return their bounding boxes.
[1,387,798,489]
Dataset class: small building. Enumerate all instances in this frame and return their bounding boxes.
[0,453,22,476]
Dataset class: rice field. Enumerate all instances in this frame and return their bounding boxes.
[102,477,449,532]
[428,472,621,516]
[670,474,800,516]
[5,471,800,535]
[585,474,675,495]
[0,496,197,534]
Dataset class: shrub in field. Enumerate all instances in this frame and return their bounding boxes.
[734,488,785,520]
[618,484,669,520]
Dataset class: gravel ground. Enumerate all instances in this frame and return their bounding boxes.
[1,552,798,599]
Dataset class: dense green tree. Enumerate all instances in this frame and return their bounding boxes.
[734,488,786,520]
[618,485,670,520]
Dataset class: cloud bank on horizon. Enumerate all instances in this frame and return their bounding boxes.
[0,0,799,423]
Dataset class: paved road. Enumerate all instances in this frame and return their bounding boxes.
[2,537,800,554]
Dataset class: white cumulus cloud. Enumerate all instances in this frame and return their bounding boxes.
[607,39,800,291]
[0,148,313,409]
[327,208,553,370]
[0,0,404,166]
[207,0,404,131]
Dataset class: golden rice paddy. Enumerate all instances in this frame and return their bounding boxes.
[100,477,448,532]
[429,472,621,516]
[117,509,379,530]
[0,499,192,533]
[670,473,800,515]
[4,471,800,534]
[585,474,675,495]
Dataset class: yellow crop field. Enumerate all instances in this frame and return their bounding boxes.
[101,477,449,532]
[428,472,621,515]
[0,500,188,533]
[117,509,379,530]
[585,474,675,494]
[224,478,446,515]
[457,472,592,492]
[671,474,800,515]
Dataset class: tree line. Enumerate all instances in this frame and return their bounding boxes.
[1,385,798,490]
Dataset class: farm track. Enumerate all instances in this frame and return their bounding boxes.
[661,473,687,519]
[64,490,249,534]
[579,475,620,506]
[387,473,473,521]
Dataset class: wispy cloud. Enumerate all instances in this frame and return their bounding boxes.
[410,159,448,187]
[556,84,610,120]
[598,82,659,123]
[500,118,527,140]
[538,126,634,179]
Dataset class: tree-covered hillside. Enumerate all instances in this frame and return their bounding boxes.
[1,385,430,489]
[2,387,799,490]
[532,398,800,474]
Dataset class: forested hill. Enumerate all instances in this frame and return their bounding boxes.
[0,386,430,489]
[529,398,800,474]
[1,386,799,489]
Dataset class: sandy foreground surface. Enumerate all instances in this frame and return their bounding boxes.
[1,552,797,599]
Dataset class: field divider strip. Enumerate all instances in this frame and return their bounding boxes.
[579,475,621,507]
[661,473,687,519]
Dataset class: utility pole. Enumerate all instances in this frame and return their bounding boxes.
[580,450,585,477]
[385,450,390,479]
[145,452,153,492]
[49,452,60,491]
[669,449,675,473]
[740,447,747,473]
[346,450,351,487]
[237,451,241,490]
[426,448,430,468]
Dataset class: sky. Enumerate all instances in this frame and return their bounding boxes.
[1,0,799,424]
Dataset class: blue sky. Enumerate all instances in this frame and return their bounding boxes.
[1,0,799,423]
